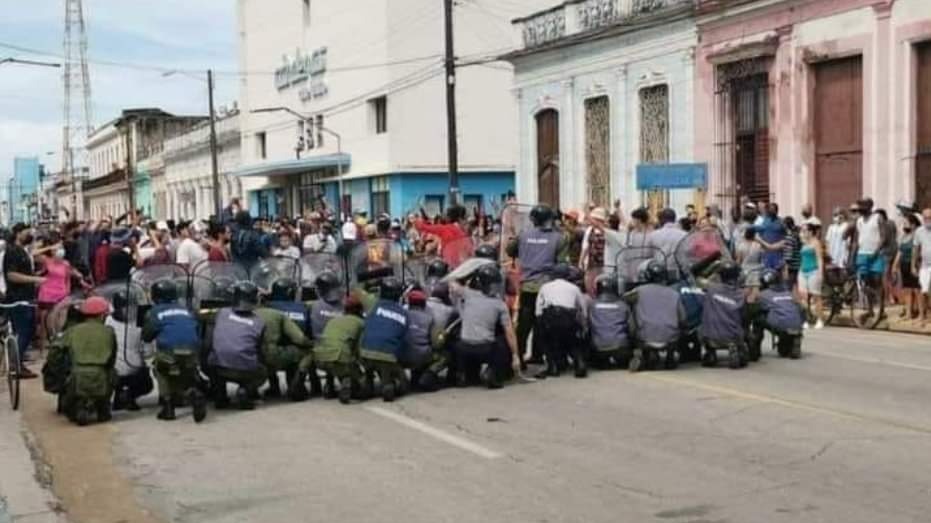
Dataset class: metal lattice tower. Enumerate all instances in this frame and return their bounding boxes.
[62,0,93,216]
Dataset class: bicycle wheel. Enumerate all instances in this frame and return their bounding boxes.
[850,281,883,330]
[822,284,844,326]
[6,335,20,411]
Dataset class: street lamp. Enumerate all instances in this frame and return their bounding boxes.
[251,107,346,217]
[163,69,222,218]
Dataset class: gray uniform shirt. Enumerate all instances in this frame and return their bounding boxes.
[310,299,343,338]
[456,287,510,344]
[632,284,684,345]
[699,283,746,343]
[403,307,434,368]
[518,228,562,283]
[759,289,804,332]
[211,308,265,371]
[589,298,631,351]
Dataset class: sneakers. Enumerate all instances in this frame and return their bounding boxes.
[802,322,810,330]
[814,320,824,330]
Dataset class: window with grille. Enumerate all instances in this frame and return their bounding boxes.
[371,96,387,134]
[584,96,611,207]
[371,176,390,216]
[639,85,669,164]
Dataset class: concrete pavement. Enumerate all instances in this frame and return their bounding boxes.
[15,326,931,523]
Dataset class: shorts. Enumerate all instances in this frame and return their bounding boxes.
[797,270,822,296]
[855,253,885,277]
[920,267,931,294]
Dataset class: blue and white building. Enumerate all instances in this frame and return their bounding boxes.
[504,0,702,215]
[10,156,41,224]
[234,0,548,219]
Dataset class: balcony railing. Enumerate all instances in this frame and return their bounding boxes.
[515,0,694,50]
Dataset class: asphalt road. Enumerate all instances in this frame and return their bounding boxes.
[21,327,931,523]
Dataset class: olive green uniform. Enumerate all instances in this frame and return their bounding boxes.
[306,314,365,380]
[61,319,117,422]
[254,307,313,374]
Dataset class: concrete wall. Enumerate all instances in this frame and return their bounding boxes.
[695,0,931,218]
[511,16,698,215]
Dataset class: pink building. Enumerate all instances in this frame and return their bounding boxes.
[695,0,931,223]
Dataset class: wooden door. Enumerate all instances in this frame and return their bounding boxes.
[536,109,560,208]
[917,42,931,210]
[814,56,863,226]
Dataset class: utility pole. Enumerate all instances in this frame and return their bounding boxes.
[443,0,460,207]
[124,121,135,217]
[207,69,221,218]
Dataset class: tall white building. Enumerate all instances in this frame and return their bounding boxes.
[235,0,554,219]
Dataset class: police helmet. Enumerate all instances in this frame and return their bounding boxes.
[760,268,781,289]
[567,266,584,286]
[474,264,502,295]
[426,259,450,279]
[314,271,342,302]
[379,277,404,302]
[152,280,178,304]
[474,244,498,261]
[270,278,298,301]
[232,281,260,312]
[530,205,554,228]
[718,260,741,284]
[111,290,130,322]
[551,263,571,280]
[431,281,451,305]
[595,273,619,299]
[644,260,667,284]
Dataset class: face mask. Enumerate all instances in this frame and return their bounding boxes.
[833,216,841,223]
[21,233,33,245]
[55,247,66,258]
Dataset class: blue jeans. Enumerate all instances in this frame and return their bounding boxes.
[8,304,35,359]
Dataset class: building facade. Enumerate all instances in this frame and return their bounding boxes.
[695,0,931,223]
[163,108,243,221]
[83,109,206,220]
[10,157,41,223]
[235,0,537,219]
[505,0,700,215]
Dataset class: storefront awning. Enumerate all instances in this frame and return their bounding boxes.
[232,153,351,178]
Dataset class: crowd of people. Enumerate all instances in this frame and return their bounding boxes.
[3,192,929,425]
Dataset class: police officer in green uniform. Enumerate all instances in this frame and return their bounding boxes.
[209,281,269,410]
[304,295,366,404]
[60,297,117,426]
[256,278,314,401]
[142,280,207,422]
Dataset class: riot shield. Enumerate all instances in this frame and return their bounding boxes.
[300,252,345,300]
[498,203,535,263]
[349,239,404,287]
[90,281,151,371]
[130,263,191,307]
[403,255,433,287]
[191,260,250,310]
[673,228,733,283]
[250,256,301,295]
[615,245,667,289]
[45,290,86,338]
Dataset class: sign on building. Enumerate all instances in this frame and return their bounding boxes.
[636,163,707,190]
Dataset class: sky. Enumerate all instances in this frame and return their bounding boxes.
[0,0,239,181]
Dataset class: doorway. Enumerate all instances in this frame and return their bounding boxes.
[536,109,560,208]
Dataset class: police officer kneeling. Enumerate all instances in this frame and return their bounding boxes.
[142,280,206,422]
[625,261,686,372]
[258,278,315,401]
[535,263,589,378]
[588,273,632,369]
[209,282,268,410]
[752,269,804,360]
[450,265,520,388]
[698,261,749,369]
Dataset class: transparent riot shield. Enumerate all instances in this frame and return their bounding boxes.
[45,290,86,338]
[498,203,535,264]
[250,256,301,296]
[403,255,433,288]
[190,260,250,310]
[672,227,734,284]
[130,263,191,307]
[300,252,345,300]
[615,245,668,290]
[89,280,151,371]
[349,239,404,288]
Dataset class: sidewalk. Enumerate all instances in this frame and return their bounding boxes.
[830,304,931,335]
[0,402,66,523]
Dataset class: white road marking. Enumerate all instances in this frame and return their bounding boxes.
[366,406,503,460]
[809,350,931,372]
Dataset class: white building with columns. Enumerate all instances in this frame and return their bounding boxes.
[504,0,701,216]
[163,109,242,221]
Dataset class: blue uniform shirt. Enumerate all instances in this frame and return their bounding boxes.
[145,303,200,353]
[268,300,311,336]
[361,299,409,361]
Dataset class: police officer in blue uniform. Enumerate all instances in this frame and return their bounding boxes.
[209,281,267,410]
[357,277,409,402]
[506,205,566,366]
[698,261,749,369]
[752,269,804,360]
[587,273,632,369]
[142,280,206,422]
[625,261,686,372]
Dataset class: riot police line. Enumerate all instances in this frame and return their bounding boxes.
[38,204,807,426]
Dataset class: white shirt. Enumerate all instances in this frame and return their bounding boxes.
[0,249,6,295]
[535,278,587,320]
[856,213,881,255]
[825,221,848,267]
[175,237,207,266]
[273,246,301,260]
[341,221,358,241]
[106,316,154,377]
[303,233,338,254]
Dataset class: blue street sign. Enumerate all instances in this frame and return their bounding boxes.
[636,163,708,190]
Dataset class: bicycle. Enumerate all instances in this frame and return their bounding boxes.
[820,265,885,330]
[0,301,35,411]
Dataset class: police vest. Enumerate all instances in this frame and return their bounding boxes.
[148,303,200,353]
[211,308,265,371]
[589,298,631,351]
[360,300,408,359]
[402,308,434,368]
[699,283,746,343]
[634,284,682,345]
[518,228,562,283]
[760,290,803,332]
[311,299,343,338]
[269,300,311,336]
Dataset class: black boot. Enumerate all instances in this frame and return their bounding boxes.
[97,400,112,422]
[574,356,588,378]
[157,398,176,421]
[323,374,338,399]
[308,366,324,398]
[126,397,141,411]
[112,388,127,411]
[265,374,282,399]
[236,387,255,410]
[381,380,396,402]
[213,380,230,410]
[190,389,207,423]
[287,371,309,402]
[338,377,353,404]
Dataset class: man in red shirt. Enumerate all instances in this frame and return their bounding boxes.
[413,205,473,267]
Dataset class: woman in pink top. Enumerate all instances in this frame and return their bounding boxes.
[36,240,89,352]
